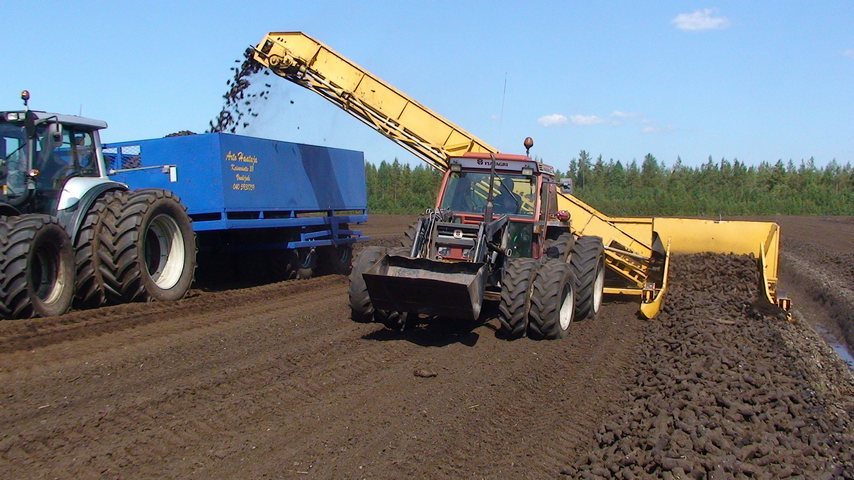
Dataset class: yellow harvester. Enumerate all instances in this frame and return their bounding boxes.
[252,32,790,321]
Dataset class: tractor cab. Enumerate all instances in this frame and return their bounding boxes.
[435,152,564,260]
[1,91,109,215]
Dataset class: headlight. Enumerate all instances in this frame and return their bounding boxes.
[5,112,24,121]
[437,246,450,257]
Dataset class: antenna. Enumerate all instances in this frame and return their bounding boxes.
[498,72,507,142]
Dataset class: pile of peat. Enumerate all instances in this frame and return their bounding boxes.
[563,253,853,479]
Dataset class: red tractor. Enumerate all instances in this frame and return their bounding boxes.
[349,148,605,340]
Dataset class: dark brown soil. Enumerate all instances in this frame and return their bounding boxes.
[0,215,851,479]
[562,253,853,478]
[774,216,854,363]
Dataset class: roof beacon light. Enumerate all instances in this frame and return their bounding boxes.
[21,90,30,107]
[523,137,534,156]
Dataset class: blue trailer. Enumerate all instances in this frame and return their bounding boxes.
[104,132,367,282]
[2,96,370,319]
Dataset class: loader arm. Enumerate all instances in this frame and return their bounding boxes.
[252,31,789,318]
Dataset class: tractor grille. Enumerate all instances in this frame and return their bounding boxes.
[434,222,480,248]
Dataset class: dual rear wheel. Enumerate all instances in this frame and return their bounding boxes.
[95,189,196,304]
[498,235,605,340]
[498,258,576,340]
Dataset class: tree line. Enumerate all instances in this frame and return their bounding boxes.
[365,153,853,216]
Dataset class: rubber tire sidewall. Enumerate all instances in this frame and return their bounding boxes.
[569,235,605,320]
[139,193,196,301]
[103,190,196,303]
[528,260,575,340]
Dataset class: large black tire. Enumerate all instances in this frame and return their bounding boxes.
[528,260,575,340]
[0,215,75,319]
[348,246,386,322]
[544,231,573,261]
[570,235,605,320]
[374,246,410,330]
[100,189,196,303]
[498,257,538,339]
[73,191,126,308]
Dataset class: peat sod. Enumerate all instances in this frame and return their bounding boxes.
[563,253,853,479]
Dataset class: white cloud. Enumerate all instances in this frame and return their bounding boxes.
[537,113,568,127]
[641,125,661,134]
[569,114,605,126]
[844,49,854,59]
[609,110,638,125]
[610,110,636,119]
[539,110,654,128]
[672,9,730,31]
[640,120,674,134]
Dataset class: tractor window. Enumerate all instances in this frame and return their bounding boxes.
[72,131,97,176]
[0,124,27,197]
[35,128,98,189]
[440,172,535,216]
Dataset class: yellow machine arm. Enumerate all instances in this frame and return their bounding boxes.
[253,32,789,319]
[253,32,494,172]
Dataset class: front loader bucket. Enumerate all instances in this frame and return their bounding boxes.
[363,255,486,320]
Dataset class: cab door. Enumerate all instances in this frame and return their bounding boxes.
[34,127,97,213]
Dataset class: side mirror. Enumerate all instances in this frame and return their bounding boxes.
[559,178,573,194]
[48,122,63,142]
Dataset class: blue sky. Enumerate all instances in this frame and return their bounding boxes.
[2,1,852,170]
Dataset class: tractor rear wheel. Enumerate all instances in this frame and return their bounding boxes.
[498,257,538,339]
[348,246,386,322]
[544,231,573,261]
[100,189,196,303]
[528,260,575,340]
[570,235,605,320]
[0,215,75,319]
[74,191,126,308]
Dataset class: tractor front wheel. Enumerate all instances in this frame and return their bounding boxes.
[348,246,386,322]
[0,215,75,318]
